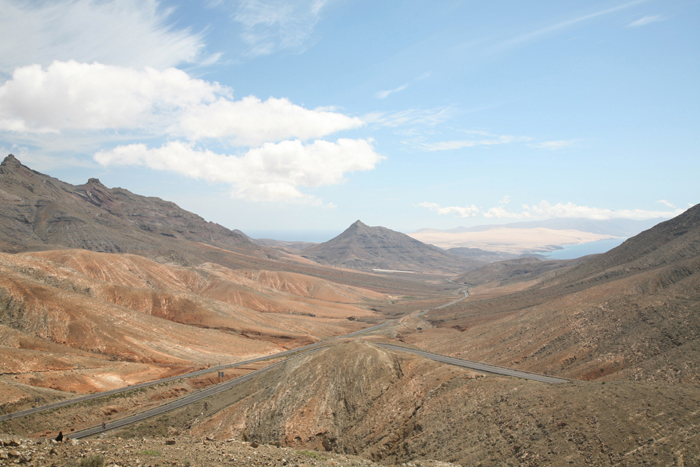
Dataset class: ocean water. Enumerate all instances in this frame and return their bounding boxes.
[544,237,628,260]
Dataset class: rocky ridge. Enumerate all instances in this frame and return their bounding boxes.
[0,154,264,262]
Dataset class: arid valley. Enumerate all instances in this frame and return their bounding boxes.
[0,155,697,467]
[2,1,699,465]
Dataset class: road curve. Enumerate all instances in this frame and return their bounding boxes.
[1,289,473,431]
[73,338,566,438]
[0,315,405,423]
[377,343,570,384]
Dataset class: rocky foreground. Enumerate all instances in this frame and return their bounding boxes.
[0,436,458,467]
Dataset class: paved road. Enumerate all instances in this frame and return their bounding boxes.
[416,290,468,316]
[377,343,569,384]
[71,349,326,439]
[0,343,320,423]
[0,314,400,423]
[74,337,566,439]
[2,288,486,436]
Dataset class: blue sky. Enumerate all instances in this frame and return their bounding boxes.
[0,0,698,238]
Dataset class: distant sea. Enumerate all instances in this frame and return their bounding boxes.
[245,230,342,243]
[544,237,628,260]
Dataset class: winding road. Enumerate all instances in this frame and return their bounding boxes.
[2,287,569,439]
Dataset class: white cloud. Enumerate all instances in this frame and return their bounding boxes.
[364,106,456,128]
[530,140,579,150]
[500,195,511,204]
[0,61,363,146]
[484,206,531,219]
[517,201,682,220]
[0,61,221,133]
[419,134,531,151]
[95,138,382,204]
[0,0,209,74]
[376,83,409,99]
[416,200,683,221]
[179,96,364,146]
[232,0,330,56]
[416,202,480,218]
[657,199,676,209]
[628,15,664,27]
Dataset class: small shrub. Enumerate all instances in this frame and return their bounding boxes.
[297,450,325,460]
[141,449,160,456]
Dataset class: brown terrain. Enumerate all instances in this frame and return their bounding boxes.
[401,204,700,383]
[1,155,699,466]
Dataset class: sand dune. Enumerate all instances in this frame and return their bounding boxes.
[408,227,616,254]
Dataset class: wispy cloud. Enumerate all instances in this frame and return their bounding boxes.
[231,0,330,56]
[496,201,682,220]
[495,0,649,51]
[628,15,664,27]
[417,200,683,221]
[529,140,580,150]
[657,199,676,209]
[419,133,531,151]
[415,202,479,218]
[376,83,409,99]
[364,106,456,127]
[375,72,431,99]
[0,0,210,74]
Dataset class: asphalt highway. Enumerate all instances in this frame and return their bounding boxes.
[9,286,569,440]
[71,350,323,439]
[0,314,398,423]
[0,343,317,423]
[376,343,570,384]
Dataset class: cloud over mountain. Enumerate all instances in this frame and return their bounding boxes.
[95,138,382,203]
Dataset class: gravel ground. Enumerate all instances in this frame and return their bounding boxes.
[0,436,459,467]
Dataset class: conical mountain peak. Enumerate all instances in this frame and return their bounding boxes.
[1,154,21,167]
[349,220,368,229]
[303,220,482,273]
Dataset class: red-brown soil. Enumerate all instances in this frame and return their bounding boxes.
[0,247,396,410]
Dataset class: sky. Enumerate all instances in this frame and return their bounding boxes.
[0,0,698,240]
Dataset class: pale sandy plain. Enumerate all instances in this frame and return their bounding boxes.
[408,227,616,254]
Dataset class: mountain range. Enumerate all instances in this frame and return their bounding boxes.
[0,154,264,263]
[1,154,699,466]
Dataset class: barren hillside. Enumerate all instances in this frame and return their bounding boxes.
[0,248,392,411]
[403,204,700,383]
[113,341,700,466]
